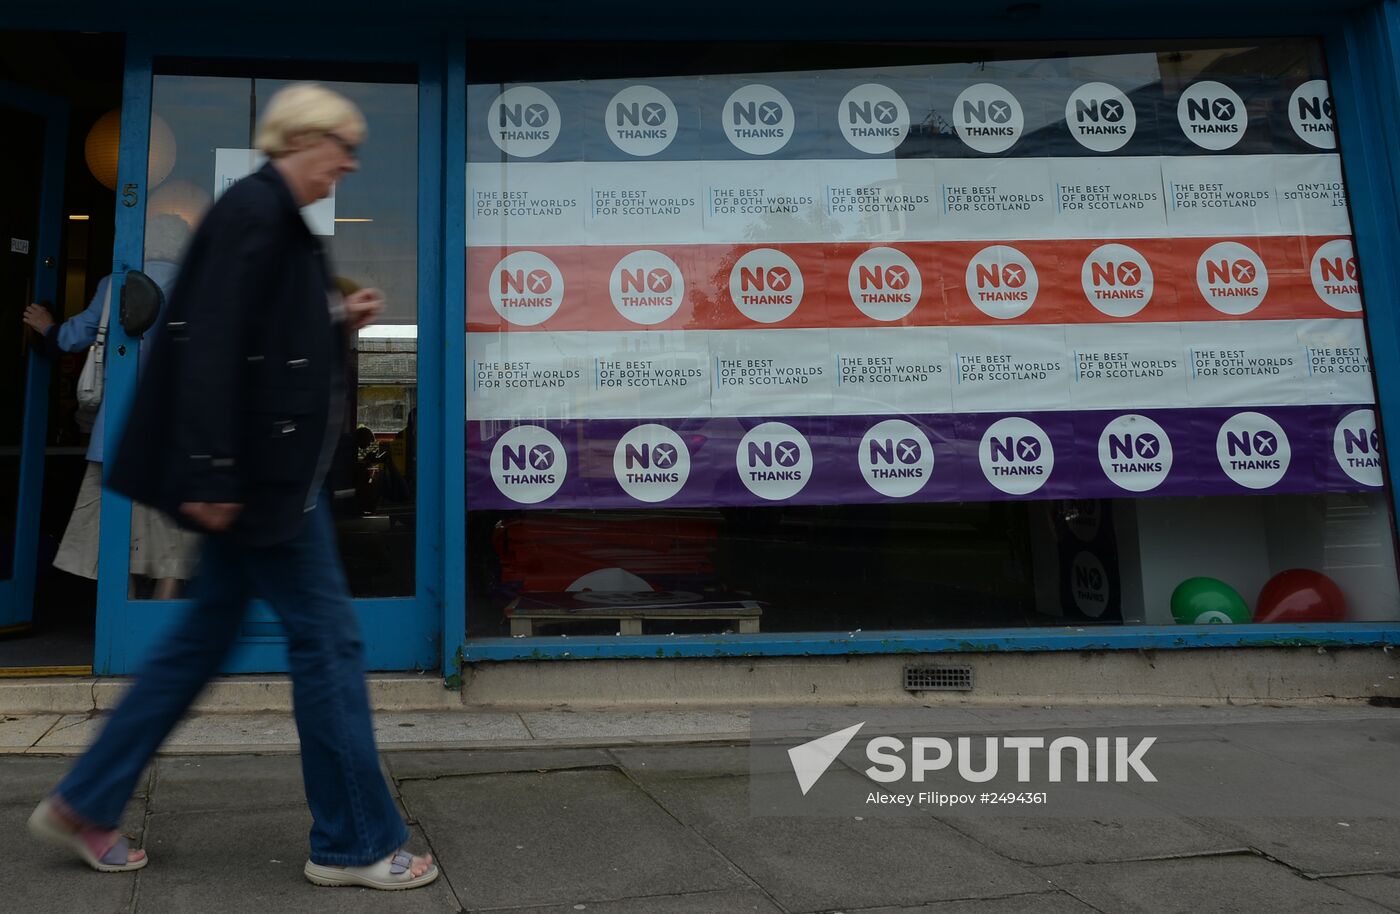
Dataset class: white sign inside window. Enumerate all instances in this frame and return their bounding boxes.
[213,148,336,236]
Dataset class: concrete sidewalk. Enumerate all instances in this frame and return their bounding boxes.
[3,705,1400,913]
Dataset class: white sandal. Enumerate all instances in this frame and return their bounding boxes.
[304,848,438,890]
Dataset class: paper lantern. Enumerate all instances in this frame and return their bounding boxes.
[84,109,176,192]
[147,179,211,229]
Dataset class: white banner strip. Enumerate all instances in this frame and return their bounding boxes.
[466,154,1348,248]
[466,318,1373,421]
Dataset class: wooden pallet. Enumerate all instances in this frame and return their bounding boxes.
[506,592,762,636]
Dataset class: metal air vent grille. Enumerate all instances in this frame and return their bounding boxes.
[903,665,974,692]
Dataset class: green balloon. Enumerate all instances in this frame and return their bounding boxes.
[1170,577,1250,625]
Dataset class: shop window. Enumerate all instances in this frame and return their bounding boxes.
[464,40,1397,637]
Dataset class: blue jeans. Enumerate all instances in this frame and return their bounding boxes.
[56,498,408,866]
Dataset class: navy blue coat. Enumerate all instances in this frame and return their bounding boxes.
[107,163,348,547]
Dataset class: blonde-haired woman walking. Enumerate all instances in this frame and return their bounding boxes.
[27,83,437,891]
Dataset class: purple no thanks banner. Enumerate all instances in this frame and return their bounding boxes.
[465,405,1383,510]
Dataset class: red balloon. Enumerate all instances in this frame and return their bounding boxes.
[1254,569,1347,623]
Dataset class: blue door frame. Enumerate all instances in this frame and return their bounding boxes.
[6,3,1400,674]
[0,83,67,633]
[92,26,454,676]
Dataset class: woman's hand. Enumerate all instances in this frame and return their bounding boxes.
[344,288,385,331]
[22,303,54,336]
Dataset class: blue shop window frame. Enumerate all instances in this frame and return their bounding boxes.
[93,27,456,676]
[21,5,1396,672]
[458,9,1400,662]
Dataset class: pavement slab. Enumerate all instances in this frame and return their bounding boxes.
[1189,816,1400,877]
[1117,727,1397,820]
[1041,853,1393,913]
[832,892,1101,913]
[0,754,86,804]
[518,708,751,741]
[27,710,533,752]
[0,713,59,748]
[386,747,614,781]
[471,887,787,913]
[31,712,300,750]
[371,710,532,745]
[616,738,901,783]
[934,812,1243,868]
[750,708,991,742]
[136,808,460,914]
[638,771,1050,912]
[964,706,1399,730]
[401,767,750,911]
[1325,873,1400,910]
[30,713,98,749]
[1204,718,1400,802]
[151,754,309,813]
[609,743,767,780]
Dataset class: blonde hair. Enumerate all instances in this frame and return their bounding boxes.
[254,83,366,157]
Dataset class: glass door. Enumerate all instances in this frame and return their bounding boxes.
[96,48,441,673]
[0,85,66,631]
[134,71,420,600]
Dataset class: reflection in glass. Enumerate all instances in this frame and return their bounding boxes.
[136,72,419,599]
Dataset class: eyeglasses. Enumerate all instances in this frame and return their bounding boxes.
[324,131,360,160]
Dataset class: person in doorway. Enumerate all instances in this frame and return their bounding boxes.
[21,213,200,600]
[26,83,437,891]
